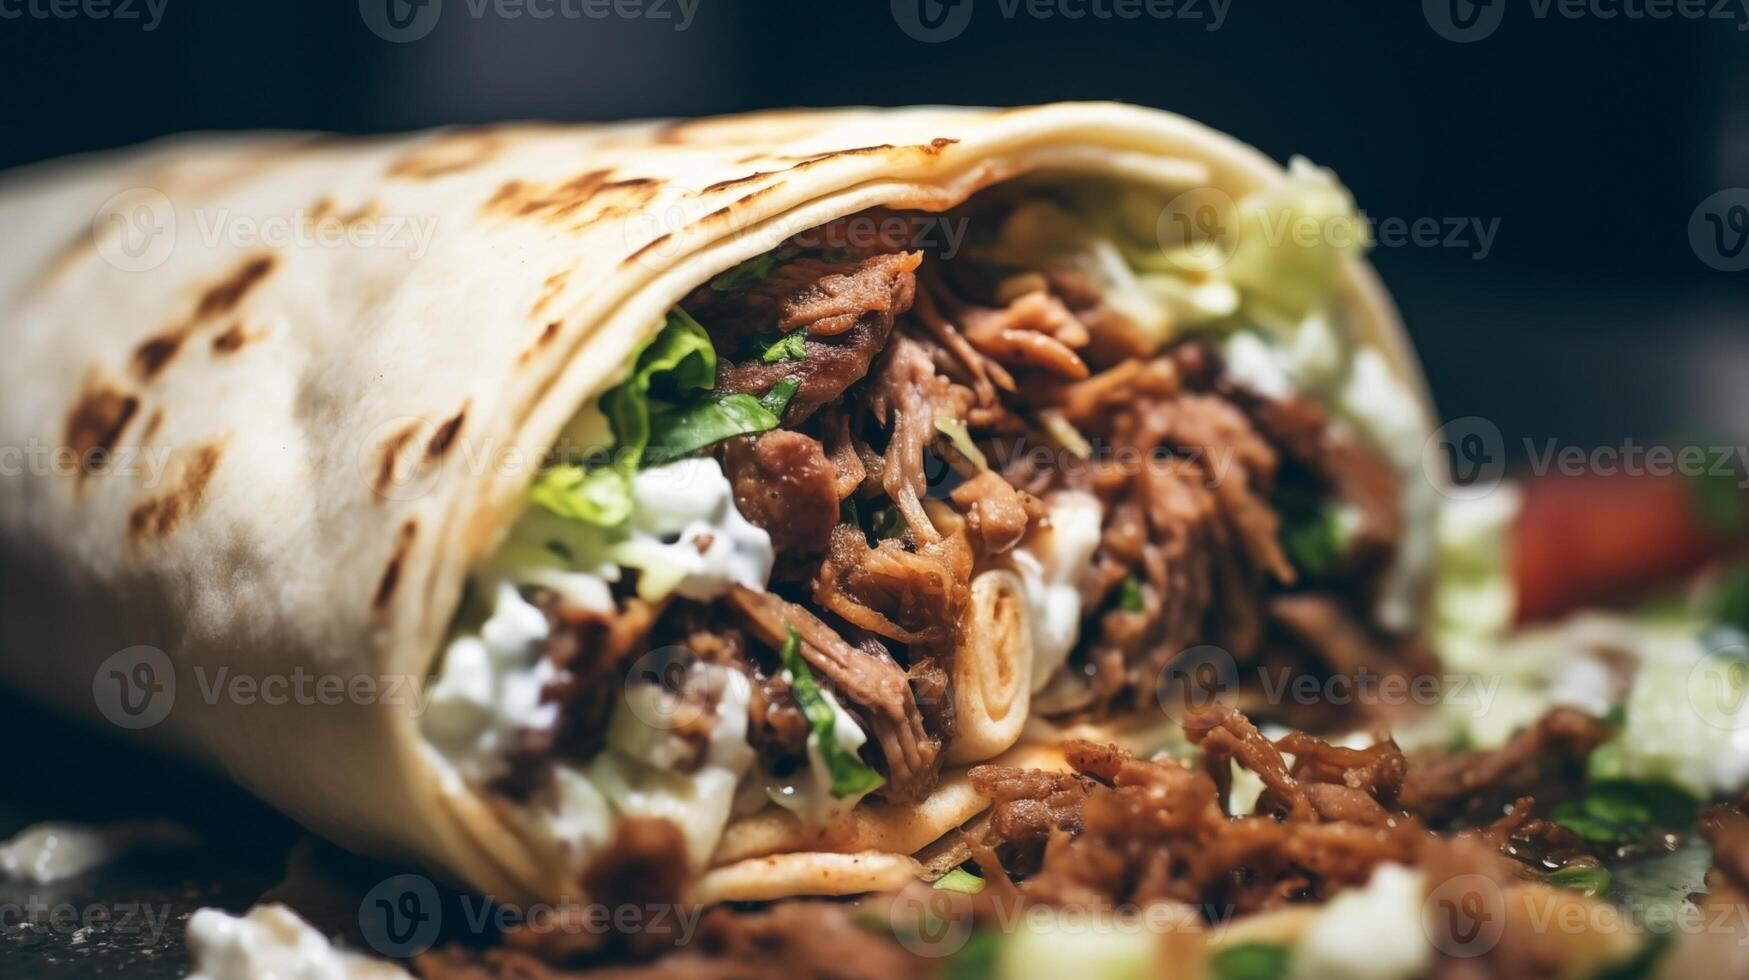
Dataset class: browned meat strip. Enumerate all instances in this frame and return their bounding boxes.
[812,522,971,647]
[1700,792,1749,896]
[721,430,839,557]
[726,586,942,802]
[705,252,922,423]
[949,470,1042,558]
[959,290,1091,380]
[1399,707,1611,823]
[862,335,969,542]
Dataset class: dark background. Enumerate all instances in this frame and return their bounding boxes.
[2,0,1746,453]
[0,2,1744,975]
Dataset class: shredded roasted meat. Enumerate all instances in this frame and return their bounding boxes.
[1398,706,1611,824]
[502,196,1438,948]
[727,586,943,802]
[722,430,841,557]
[701,251,922,423]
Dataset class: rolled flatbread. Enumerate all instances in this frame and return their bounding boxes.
[0,103,1436,906]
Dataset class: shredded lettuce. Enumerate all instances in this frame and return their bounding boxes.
[528,463,634,529]
[933,867,987,895]
[1551,780,1697,844]
[645,393,782,466]
[533,308,791,522]
[1209,943,1292,980]
[1223,158,1367,325]
[778,627,885,798]
[604,308,717,465]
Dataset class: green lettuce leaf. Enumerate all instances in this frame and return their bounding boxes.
[1209,943,1292,980]
[527,463,634,528]
[1551,780,1697,844]
[645,393,783,466]
[778,627,885,798]
[601,308,718,467]
[933,867,986,895]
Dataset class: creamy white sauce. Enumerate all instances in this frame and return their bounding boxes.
[1004,491,1104,693]
[586,664,755,869]
[423,581,560,785]
[185,904,410,980]
[1291,863,1431,980]
[0,820,194,883]
[616,458,774,602]
[765,686,877,824]
[424,457,774,867]
[1221,332,1294,400]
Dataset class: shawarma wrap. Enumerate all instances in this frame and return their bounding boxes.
[0,103,1440,907]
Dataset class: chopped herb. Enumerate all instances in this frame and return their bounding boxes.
[778,627,885,798]
[1209,942,1292,980]
[1551,780,1698,844]
[933,868,986,895]
[1275,483,1349,578]
[1545,864,1612,897]
[1280,502,1347,577]
[759,376,800,417]
[1118,575,1145,612]
[933,417,989,471]
[759,328,809,363]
